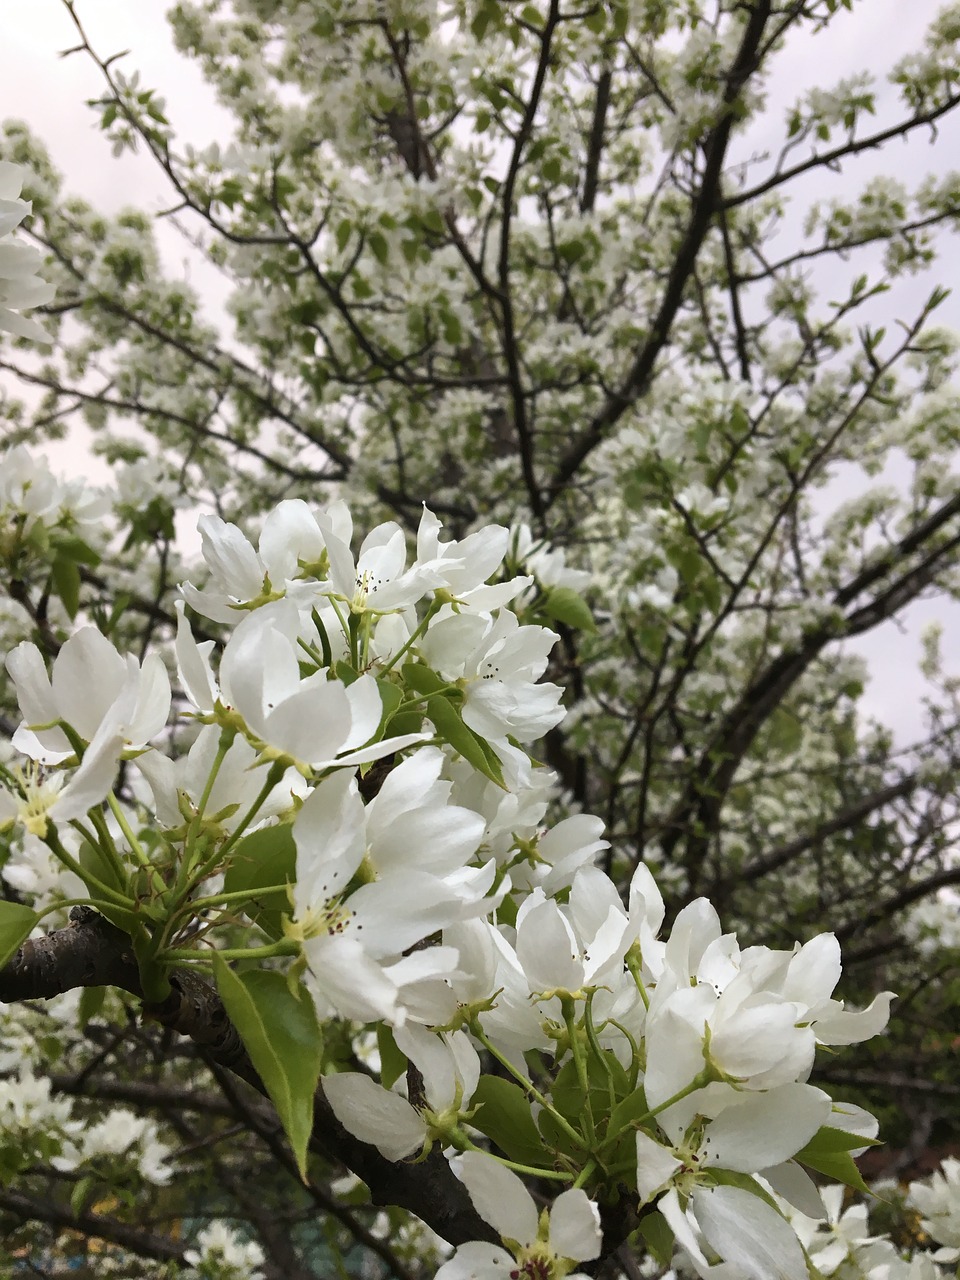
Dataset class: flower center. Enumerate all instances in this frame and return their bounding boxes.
[292,896,355,942]
[3,762,64,839]
[510,1251,553,1280]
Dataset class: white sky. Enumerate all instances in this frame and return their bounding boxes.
[1,0,958,743]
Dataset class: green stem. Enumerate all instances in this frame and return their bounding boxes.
[455,1134,573,1183]
[310,607,333,669]
[350,611,363,668]
[631,1069,712,1129]
[161,938,299,964]
[82,809,132,891]
[297,635,326,673]
[195,729,234,820]
[377,601,440,675]
[470,1021,589,1153]
[572,1159,598,1191]
[207,762,287,870]
[562,995,596,1144]
[608,1017,641,1090]
[584,992,617,1114]
[106,793,156,880]
[626,952,649,1010]
[184,883,290,913]
[327,595,351,653]
[51,826,134,908]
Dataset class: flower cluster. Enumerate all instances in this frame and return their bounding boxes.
[0,479,896,1280]
[184,1221,266,1280]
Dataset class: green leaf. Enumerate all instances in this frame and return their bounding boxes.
[213,960,323,1179]
[794,1124,879,1194]
[70,1175,94,1218]
[542,586,596,633]
[426,694,504,787]
[471,5,493,40]
[401,662,450,696]
[609,1084,650,1136]
[538,1107,585,1160]
[796,1125,880,1158]
[50,555,82,620]
[551,1059,585,1123]
[422,208,445,235]
[369,231,389,265]
[472,1076,550,1167]
[558,239,586,265]
[51,534,100,567]
[795,1145,872,1195]
[78,838,128,895]
[222,825,297,939]
[377,1025,407,1090]
[0,901,39,968]
[638,1210,675,1267]
[374,679,404,735]
[78,986,107,1027]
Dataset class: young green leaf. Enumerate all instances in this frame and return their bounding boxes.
[471,1076,550,1167]
[426,694,505,787]
[542,587,596,633]
[222,825,297,939]
[213,959,323,1180]
[0,901,39,968]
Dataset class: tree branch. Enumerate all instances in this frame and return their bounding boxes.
[548,0,773,499]
[0,908,497,1248]
[0,1186,187,1264]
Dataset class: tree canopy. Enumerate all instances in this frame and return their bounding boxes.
[1,1,960,1276]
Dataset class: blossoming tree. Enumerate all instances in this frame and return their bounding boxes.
[1,0,960,1276]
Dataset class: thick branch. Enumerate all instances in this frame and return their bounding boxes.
[581,69,612,214]
[660,491,960,873]
[548,1,773,499]
[495,0,563,525]
[0,908,496,1248]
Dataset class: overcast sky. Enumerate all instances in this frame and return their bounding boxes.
[1,0,957,744]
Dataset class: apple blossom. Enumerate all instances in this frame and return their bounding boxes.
[419,608,564,744]
[909,1158,960,1260]
[218,602,426,770]
[288,771,490,1025]
[323,1025,480,1160]
[6,628,170,762]
[437,1153,602,1280]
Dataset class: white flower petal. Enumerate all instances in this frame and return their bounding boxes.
[692,1185,808,1280]
[703,1085,831,1172]
[322,1072,425,1160]
[435,1241,516,1280]
[635,1129,683,1205]
[548,1189,602,1261]
[460,1151,538,1246]
[813,992,895,1045]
